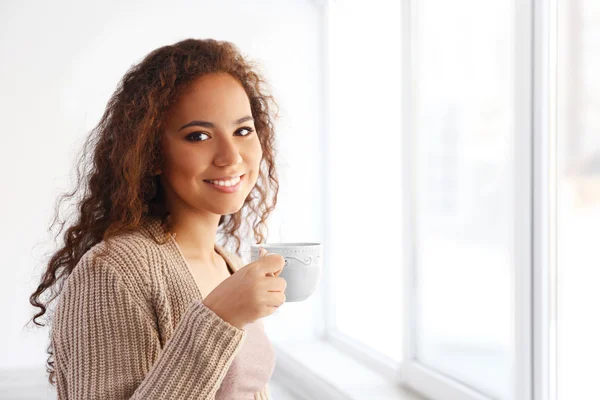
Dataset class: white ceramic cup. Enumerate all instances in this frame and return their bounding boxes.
[251,243,323,302]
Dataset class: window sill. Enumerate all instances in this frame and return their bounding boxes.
[271,337,425,400]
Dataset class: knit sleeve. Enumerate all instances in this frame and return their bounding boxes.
[51,255,246,400]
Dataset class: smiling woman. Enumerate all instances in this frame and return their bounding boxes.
[156,71,265,230]
[27,38,282,400]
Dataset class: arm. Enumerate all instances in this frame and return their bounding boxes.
[51,256,245,400]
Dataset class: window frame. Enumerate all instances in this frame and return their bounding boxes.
[396,0,554,399]
[280,1,558,399]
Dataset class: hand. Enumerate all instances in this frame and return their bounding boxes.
[203,247,286,329]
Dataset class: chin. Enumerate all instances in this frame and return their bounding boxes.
[201,200,245,217]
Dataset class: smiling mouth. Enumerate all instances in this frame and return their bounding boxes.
[202,174,245,193]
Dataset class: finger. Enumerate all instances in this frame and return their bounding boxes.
[273,256,284,277]
[266,291,286,307]
[260,254,285,275]
[259,246,268,258]
[264,265,282,277]
[259,247,277,277]
[266,277,286,292]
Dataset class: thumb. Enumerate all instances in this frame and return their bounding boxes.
[259,247,276,277]
[259,246,268,258]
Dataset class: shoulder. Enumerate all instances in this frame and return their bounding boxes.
[64,229,161,307]
[53,234,161,340]
[77,230,154,277]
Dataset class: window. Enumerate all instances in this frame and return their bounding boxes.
[557,0,600,398]
[274,1,594,399]
[412,0,515,397]
[327,0,404,364]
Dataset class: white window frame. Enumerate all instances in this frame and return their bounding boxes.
[397,0,556,399]
[274,1,558,399]
[532,0,558,399]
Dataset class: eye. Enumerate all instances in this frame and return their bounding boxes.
[186,132,209,142]
[185,127,255,142]
[236,126,255,137]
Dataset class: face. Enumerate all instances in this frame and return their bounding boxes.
[157,72,263,217]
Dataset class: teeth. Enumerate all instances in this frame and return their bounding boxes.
[207,176,241,186]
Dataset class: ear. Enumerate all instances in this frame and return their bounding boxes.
[153,168,162,176]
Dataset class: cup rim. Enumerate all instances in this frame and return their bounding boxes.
[251,242,321,248]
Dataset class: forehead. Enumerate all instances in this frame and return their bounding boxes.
[167,73,251,124]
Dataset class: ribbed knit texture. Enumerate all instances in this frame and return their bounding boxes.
[51,217,275,399]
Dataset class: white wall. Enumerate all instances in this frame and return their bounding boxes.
[0,0,325,372]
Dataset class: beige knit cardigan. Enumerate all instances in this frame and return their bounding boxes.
[50,217,272,399]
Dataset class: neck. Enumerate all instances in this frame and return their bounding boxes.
[167,210,221,266]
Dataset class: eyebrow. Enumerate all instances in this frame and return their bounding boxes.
[178,115,254,131]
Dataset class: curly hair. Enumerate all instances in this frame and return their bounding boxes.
[27,38,280,385]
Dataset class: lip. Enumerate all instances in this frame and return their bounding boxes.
[205,174,244,181]
[203,174,245,193]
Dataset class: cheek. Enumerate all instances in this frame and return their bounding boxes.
[251,138,263,166]
[178,152,202,174]
[248,142,263,185]
[162,145,203,181]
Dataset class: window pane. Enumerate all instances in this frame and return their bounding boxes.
[557,0,600,398]
[329,0,404,363]
[414,0,514,398]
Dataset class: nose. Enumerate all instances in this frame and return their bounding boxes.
[213,135,243,167]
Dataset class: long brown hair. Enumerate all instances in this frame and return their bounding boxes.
[27,38,280,385]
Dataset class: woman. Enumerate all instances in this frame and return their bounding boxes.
[28,38,287,399]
